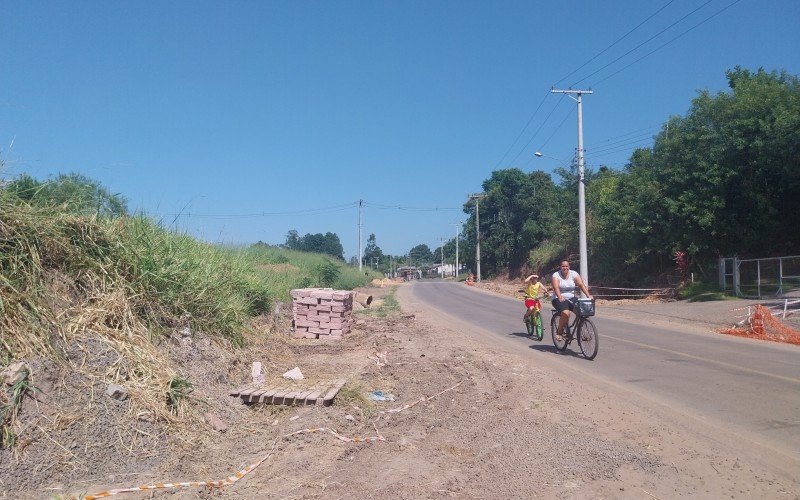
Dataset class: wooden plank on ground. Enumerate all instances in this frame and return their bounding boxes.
[322,379,347,406]
[296,389,315,405]
[247,389,268,403]
[258,387,279,404]
[306,389,323,405]
[229,384,253,397]
[239,387,260,398]
[271,388,291,405]
[232,380,349,406]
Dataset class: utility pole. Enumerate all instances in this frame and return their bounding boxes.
[551,88,592,285]
[468,194,486,282]
[440,237,445,279]
[451,221,461,278]
[357,199,363,272]
[456,221,461,278]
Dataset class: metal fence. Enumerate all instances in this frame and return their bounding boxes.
[590,286,676,299]
[719,255,800,299]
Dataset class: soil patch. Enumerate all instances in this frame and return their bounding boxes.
[1,284,797,499]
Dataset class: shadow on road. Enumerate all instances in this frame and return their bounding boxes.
[508,331,531,338]
[527,342,586,359]
[507,331,586,358]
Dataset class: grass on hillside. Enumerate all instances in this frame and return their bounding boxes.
[0,192,376,436]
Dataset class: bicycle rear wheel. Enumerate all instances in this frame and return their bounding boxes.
[551,313,567,351]
[577,318,599,360]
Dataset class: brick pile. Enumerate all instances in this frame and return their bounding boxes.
[291,288,354,339]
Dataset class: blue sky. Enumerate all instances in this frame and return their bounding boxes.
[2,0,798,259]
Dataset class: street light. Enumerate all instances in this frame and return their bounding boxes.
[534,150,589,285]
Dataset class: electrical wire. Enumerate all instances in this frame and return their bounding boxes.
[523,107,575,169]
[591,0,745,87]
[493,89,551,169]
[569,0,715,88]
[495,2,675,172]
[552,0,677,87]
[584,124,661,148]
[535,106,575,157]
[587,135,656,154]
[161,202,359,219]
[363,202,461,212]
[505,94,567,167]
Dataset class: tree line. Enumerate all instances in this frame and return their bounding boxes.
[450,67,800,286]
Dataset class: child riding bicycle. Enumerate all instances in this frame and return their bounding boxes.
[522,273,549,336]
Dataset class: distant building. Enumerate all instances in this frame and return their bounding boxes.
[395,266,421,281]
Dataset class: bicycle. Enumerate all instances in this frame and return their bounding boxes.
[550,298,598,359]
[518,289,546,341]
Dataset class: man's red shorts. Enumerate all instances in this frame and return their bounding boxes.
[525,298,541,310]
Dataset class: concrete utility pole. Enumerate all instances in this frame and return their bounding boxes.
[440,238,445,279]
[468,194,486,282]
[551,88,592,285]
[452,221,462,278]
[357,199,363,272]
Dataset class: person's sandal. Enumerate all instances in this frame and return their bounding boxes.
[555,331,565,342]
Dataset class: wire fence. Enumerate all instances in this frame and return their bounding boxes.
[719,255,800,299]
[589,286,676,300]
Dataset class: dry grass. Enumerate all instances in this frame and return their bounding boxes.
[0,189,378,449]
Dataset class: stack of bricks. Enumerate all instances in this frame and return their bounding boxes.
[291,288,354,339]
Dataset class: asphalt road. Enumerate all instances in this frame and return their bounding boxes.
[409,280,800,460]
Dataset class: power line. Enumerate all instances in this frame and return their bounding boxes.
[493,90,551,169]
[505,94,567,168]
[496,1,674,173]
[161,202,358,219]
[592,0,745,87]
[552,0,677,87]
[522,107,575,169]
[570,0,715,88]
[584,143,654,160]
[535,106,575,157]
[585,124,661,148]
[364,202,461,212]
[587,135,656,154]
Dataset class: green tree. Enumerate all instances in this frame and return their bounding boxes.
[363,233,383,266]
[588,67,800,283]
[283,230,344,260]
[408,244,433,265]
[467,168,562,277]
[284,230,300,250]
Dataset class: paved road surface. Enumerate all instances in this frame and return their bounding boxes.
[409,280,800,460]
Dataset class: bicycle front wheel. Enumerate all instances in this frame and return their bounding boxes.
[534,313,543,341]
[525,315,535,336]
[551,313,567,351]
[577,318,599,360]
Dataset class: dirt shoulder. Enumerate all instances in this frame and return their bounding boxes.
[4,283,799,499]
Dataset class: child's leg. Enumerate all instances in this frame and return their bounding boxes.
[524,306,535,320]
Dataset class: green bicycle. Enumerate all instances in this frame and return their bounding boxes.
[519,290,546,341]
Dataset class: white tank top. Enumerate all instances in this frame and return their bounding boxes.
[553,270,579,299]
